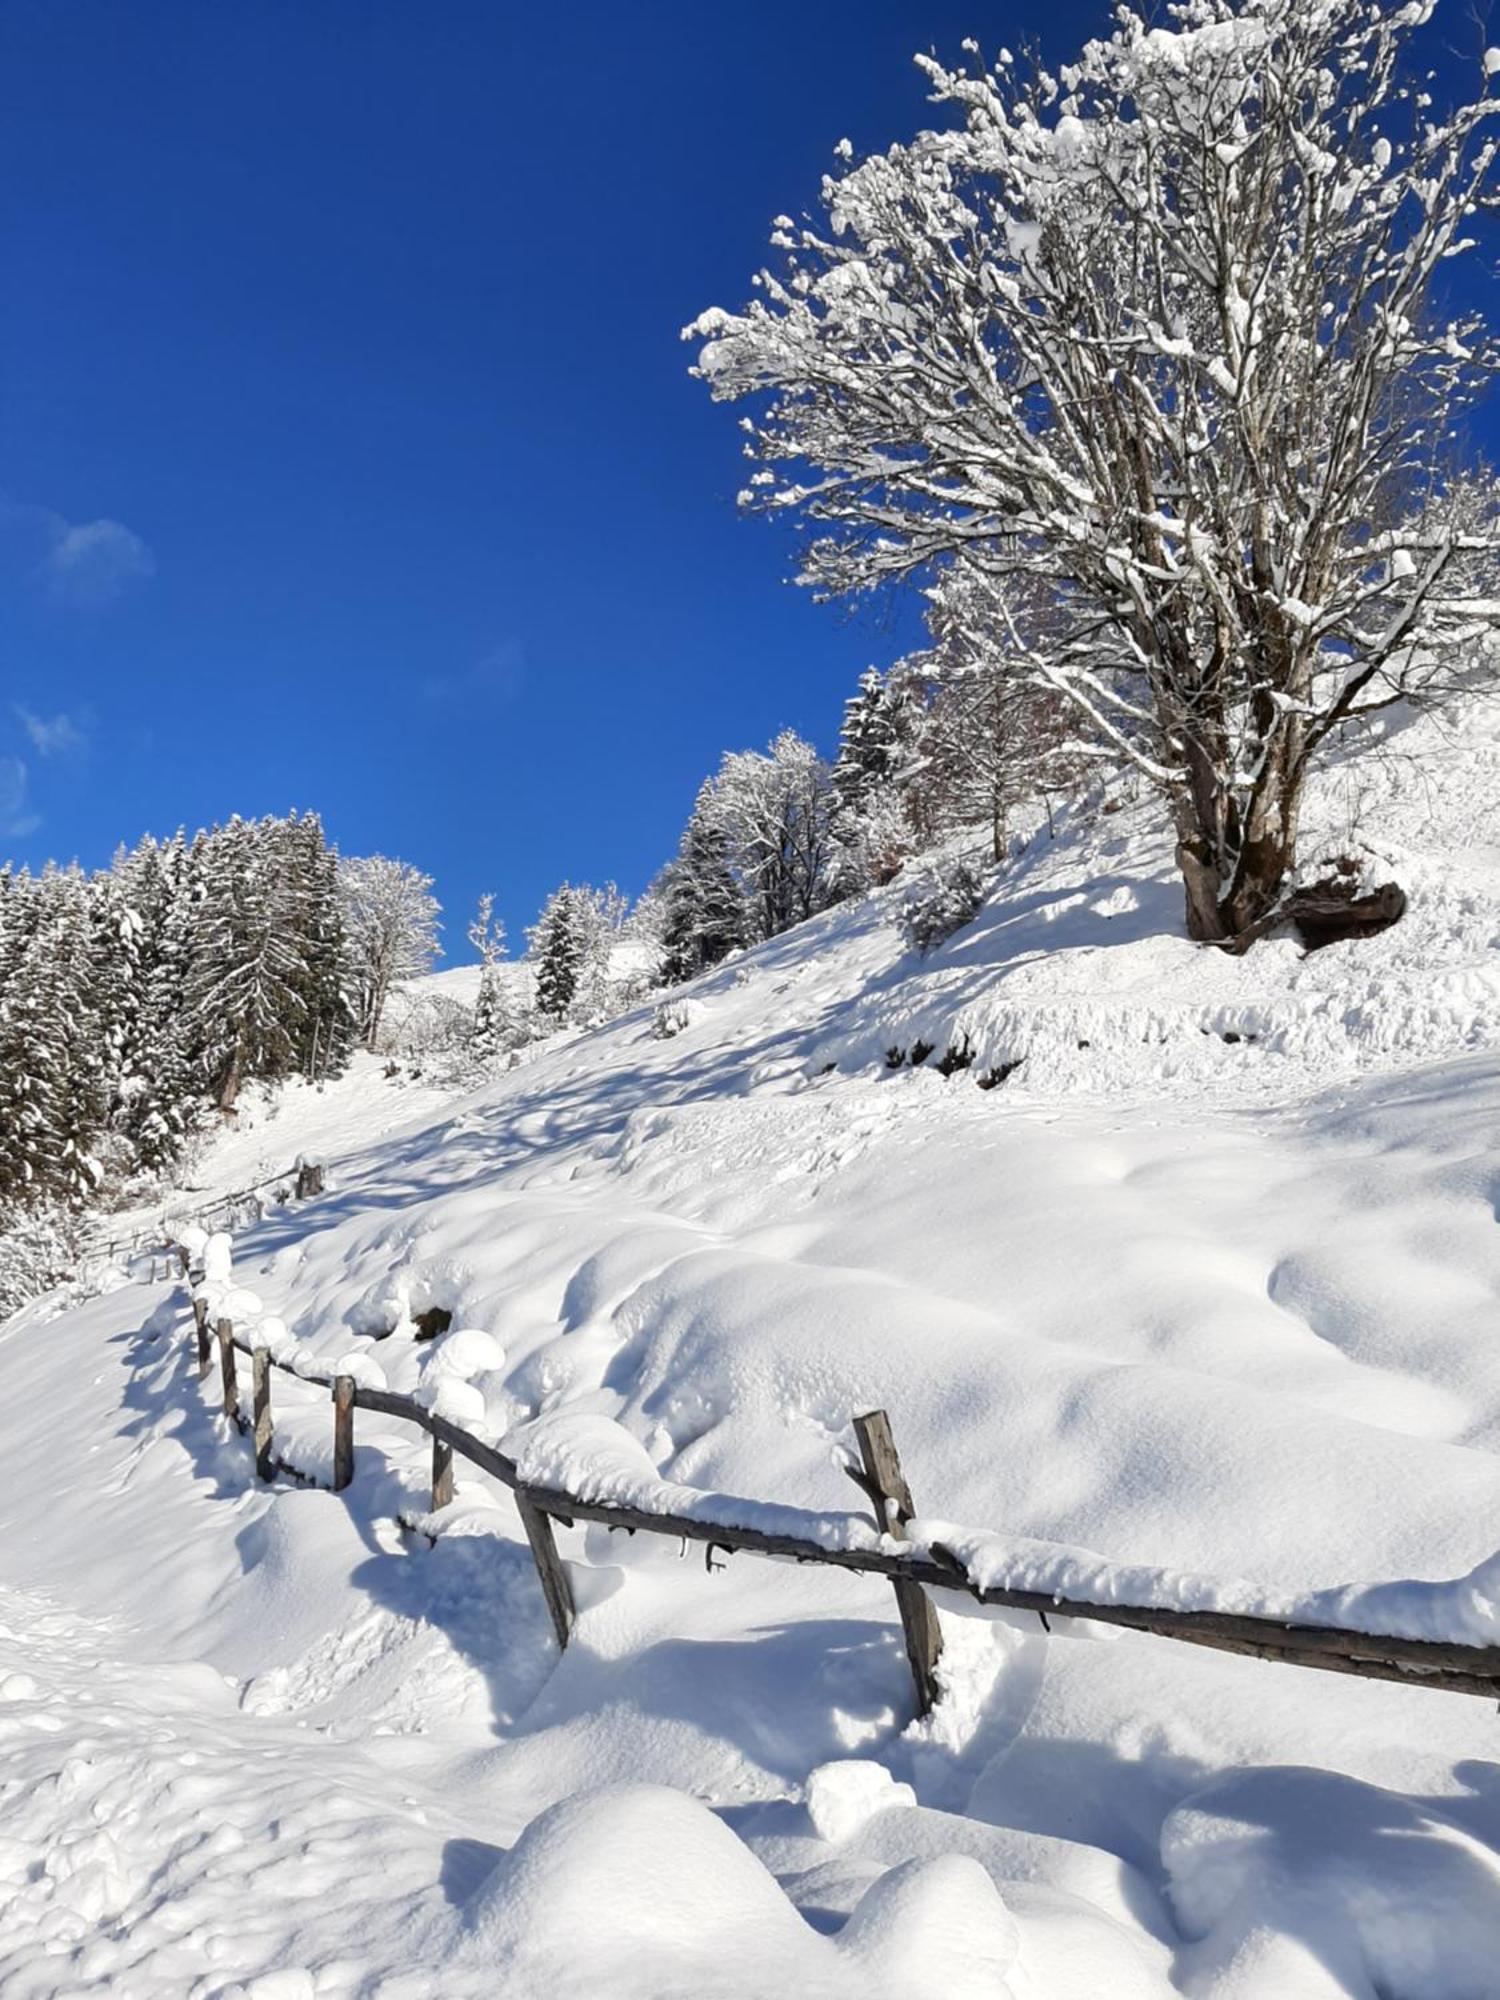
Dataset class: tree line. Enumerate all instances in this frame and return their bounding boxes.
[0,814,453,1218]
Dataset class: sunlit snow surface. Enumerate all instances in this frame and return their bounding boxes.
[7,699,1500,1995]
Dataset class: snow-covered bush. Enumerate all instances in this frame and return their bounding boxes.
[895,855,987,957]
[0,1206,84,1322]
[651,998,701,1040]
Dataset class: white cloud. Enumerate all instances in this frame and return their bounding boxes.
[15,706,86,758]
[0,497,156,606]
[46,516,155,603]
[0,757,39,840]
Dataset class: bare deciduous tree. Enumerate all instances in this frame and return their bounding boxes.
[338,855,442,1049]
[704,730,838,939]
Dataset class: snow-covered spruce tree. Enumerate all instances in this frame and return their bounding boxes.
[828,669,928,888]
[527,883,625,1023]
[0,867,108,1206]
[528,885,586,1022]
[124,831,203,1172]
[701,730,839,941]
[658,784,749,983]
[281,812,357,1083]
[467,892,513,1063]
[337,854,442,1051]
[687,0,1500,945]
[185,817,306,1112]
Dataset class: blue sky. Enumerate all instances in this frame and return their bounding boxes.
[1,1,1492,957]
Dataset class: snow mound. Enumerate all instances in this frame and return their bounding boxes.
[806,1760,917,1843]
[462,1785,839,1992]
[838,1854,1021,2000]
[1163,1768,1500,1998]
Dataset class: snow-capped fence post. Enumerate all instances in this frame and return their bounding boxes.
[216,1318,238,1421]
[295,1160,325,1200]
[332,1375,355,1492]
[431,1435,454,1512]
[253,1349,273,1482]
[516,1493,575,1650]
[192,1297,211,1377]
[849,1409,943,1717]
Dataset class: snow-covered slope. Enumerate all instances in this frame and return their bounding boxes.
[8,697,1500,1997]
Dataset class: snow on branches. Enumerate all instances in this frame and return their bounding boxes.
[687,0,1500,942]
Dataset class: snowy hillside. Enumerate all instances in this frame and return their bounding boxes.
[8,697,1500,1996]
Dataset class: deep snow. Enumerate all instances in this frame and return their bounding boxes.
[7,696,1500,1996]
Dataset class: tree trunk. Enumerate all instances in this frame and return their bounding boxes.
[216,1048,243,1114]
[1172,738,1301,949]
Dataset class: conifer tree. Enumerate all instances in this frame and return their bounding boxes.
[659,786,747,984]
[529,886,585,1022]
[468,892,512,1063]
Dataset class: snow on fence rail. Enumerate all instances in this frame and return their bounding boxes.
[167,1240,1500,1717]
[91,1161,325,1263]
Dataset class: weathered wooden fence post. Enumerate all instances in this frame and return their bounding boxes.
[850,1408,943,1717]
[517,1493,576,1650]
[295,1160,325,1200]
[216,1318,238,1422]
[253,1348,273,1482]
[332,1375,355,1492]
[431,1435,454,1512]
[192,1296,211,1376]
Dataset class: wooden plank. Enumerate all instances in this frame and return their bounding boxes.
[516,1485,1500,1698]
[852,1409,943,1717]
[216,1318,238,1420]
[192,1296,211,1377]
[516,1491,575,1649]
[351,1385,520,1487]
[332,1375,356,1492]
[431,1435,454,1512]
[253,1348,273,1483]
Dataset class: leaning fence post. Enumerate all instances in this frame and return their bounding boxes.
[517,1493,576,1650]
[850,1408,943,1717]
[253,1348,274,1482]
[192,1296,211,1376]
[332,1375,355,1492]
[217,1318,238,1422]
[431,1434,454,1512]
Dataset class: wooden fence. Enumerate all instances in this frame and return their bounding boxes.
[173,1262,1500,1716]
[92,1163,324,1267]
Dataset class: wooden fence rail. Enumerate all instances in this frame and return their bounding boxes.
[91,1162,322,1266]
[179,1271,1500,1715]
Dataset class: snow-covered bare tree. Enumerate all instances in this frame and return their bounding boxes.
[687,0,1500,943]
[338,855,442,1049]
[703,730,839,939]
[903,568,1086,859]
